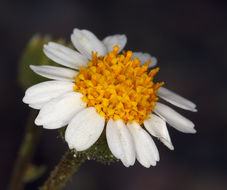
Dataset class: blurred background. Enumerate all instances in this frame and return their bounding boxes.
[1,0,227,189]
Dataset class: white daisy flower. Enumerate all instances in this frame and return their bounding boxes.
[23,28,197,168]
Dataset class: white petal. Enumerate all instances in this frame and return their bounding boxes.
[29,103,44,109]
[158,87,197,112]
[106,119,135,167]
[132,52,157,68]
[35,92,86,129]
[127,121,159,168]
[30,65,78,81]
[43,42,88,69]
[71,28,107,58]
[154,102,196,133]
[102,34,127,53]
[43,121,66,129]
[65,107,105,151]
[23,81,74,109]
[106,119,122,159]
[144,114,174,150]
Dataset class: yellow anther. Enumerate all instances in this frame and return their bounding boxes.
[113,45,120,55]
[104,91,111,99]
[124,51,133,64]
[106,52,115,64]
[117,89,124,96]
[98,61,104,68]
[125,80,132,87]
[91,91,99,98]
[91,75,97,85]
[143,77,151,86]
[132,58,140,68]
[146,88,153,94]
[74,46,163,124]
[137,61,150,76]
[149,67,160,77]
[112,65,122,76]
[78,74,85,80]
[117,75,126,82]
[92,52,98,65]
[144,60,151,68]
[96,62,104,73]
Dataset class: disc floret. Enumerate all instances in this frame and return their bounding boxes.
[74,46,164,124]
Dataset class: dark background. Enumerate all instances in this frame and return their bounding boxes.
[1,0,227,189]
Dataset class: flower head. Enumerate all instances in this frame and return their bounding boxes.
[23,29,197,168]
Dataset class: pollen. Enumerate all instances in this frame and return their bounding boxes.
[74,46,164,124]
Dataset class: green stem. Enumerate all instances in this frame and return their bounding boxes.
[39,129,117,190]
[8,110,41,190]
[39,150,85,190]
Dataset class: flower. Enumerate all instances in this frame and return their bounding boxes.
[23,28,197,168]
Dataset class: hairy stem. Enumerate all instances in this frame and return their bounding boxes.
[8,110,41,190]
[39,131,118,190]
[39,150,85,190]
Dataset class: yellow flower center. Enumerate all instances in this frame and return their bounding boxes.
[74,46,164,124]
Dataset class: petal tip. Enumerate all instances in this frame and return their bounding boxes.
[167,143,174,151]
[22,95,27,103]
[73,28,80,33]
[43,44,48,49]
[192,108,198,112]
[34,117,41,126]
[191,128,197,134]
[29,65,35,70]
